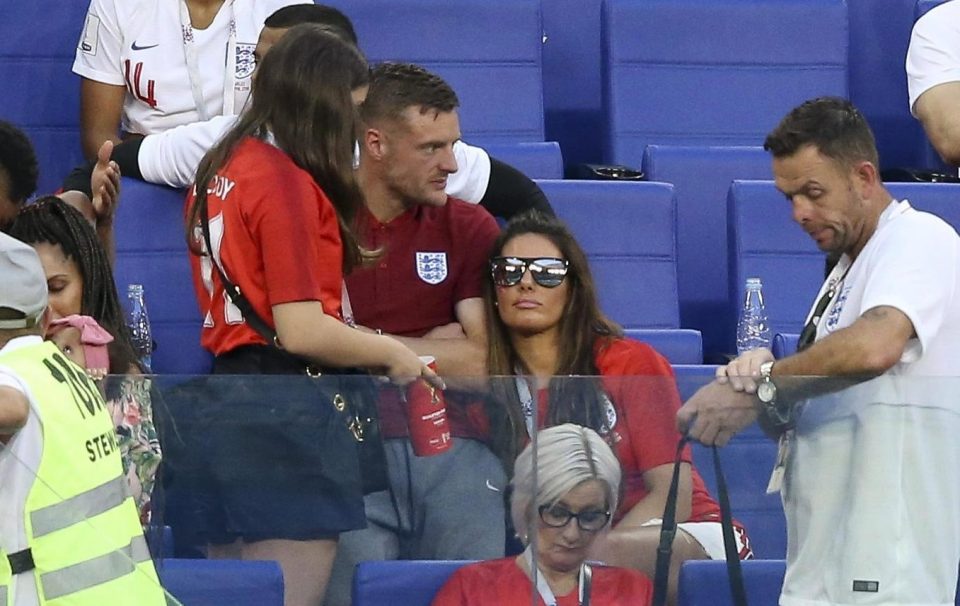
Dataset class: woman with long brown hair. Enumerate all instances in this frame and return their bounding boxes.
[184,24,432,606]
[483,211,752,605]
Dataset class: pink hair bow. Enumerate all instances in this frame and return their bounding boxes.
[48,314,114,373]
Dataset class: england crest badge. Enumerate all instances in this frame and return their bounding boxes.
[416,252,448,284]
[235,43,256,79]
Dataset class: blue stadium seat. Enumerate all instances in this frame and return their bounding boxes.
[353,560,473,606]
[0,0,87,194]
[624,328,703,365]
[727,180,824,340]
[643,145,771,359]
[848,0,944,171]
[602,0,847,168]
[772,333,800,360]
[672,364,718,401]
[689,423,785,559]
[328,0,544,146]
[113,178,211,375]
[159,558,284,606]
[678,559,786,606]
[537,179,680,329]
[484,141,563,180]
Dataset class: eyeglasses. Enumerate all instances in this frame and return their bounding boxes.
[538,504,610,532]
[491,257,570,288]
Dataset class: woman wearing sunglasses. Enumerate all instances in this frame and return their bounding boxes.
[433,423,653,605]
[481,211,752,605]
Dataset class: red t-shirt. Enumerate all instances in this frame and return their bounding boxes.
[345,199,500,438]
[588,338,721,524]
[186,137,345,356]
[431,556,653,606]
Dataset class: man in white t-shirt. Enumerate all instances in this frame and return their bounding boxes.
[72,0,308,158]
[906,0,960,167]
[679,97,960,606]
[65,4,551,220]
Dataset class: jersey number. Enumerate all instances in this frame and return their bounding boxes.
[198,212,244,327]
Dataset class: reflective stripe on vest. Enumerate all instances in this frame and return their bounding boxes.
[40,535,151,600]
[30,476,127,538]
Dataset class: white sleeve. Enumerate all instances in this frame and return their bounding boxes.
[0,373,25,394]
[72,0,126,85]
[138,115,237,187]
[906,5,960,115]
[446,140,491,204]
[859,213,959,361]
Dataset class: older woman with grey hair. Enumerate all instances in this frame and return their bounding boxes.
[432,424,653,606]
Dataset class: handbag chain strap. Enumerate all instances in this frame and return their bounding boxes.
[652,437,748,606]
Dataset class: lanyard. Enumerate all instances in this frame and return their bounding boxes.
[515,375,536,438]
[523,546,591,606]
[179,0,237,120]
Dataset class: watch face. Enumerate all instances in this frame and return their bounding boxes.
[758,380,777,403]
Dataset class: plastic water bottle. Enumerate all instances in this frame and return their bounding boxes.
[127,283,153,372]
[736,277,771,355]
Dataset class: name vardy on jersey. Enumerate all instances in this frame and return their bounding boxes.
[194,175,237,201]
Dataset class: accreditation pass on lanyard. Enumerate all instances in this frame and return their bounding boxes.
[524,547,592,606]
[179,0,238,119]
[766,429,794,494]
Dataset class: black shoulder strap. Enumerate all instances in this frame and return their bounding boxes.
[198,199,280,347]
[652,438,748,606]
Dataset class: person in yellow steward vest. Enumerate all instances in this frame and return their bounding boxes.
[0,231,168,605]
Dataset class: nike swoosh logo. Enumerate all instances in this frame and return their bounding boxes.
[485,479,501,492]
[131,42,159,51]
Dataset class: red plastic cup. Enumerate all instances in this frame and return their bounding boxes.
[406,356,452,456]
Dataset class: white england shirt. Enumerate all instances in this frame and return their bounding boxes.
[73,0,308,136]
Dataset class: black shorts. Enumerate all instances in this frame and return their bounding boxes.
[157,345,366,545]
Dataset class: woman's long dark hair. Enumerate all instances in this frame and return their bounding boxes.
[8,196,141,374]
[482,211,623,474]
[186,24,371,272]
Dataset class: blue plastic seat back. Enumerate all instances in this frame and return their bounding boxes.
[678,559,786,606]
[0,0,87,194]
[352,560,474,606]
[603,0,848,168]
[727,180,824,340]
[484,141,564,180]
[327,0,544,146]
[159,558,284,606]
[537,179,680,329]
[643,145,771,358]
[772,333,800,360]
[113,178,212,375]
[624,328,703,365]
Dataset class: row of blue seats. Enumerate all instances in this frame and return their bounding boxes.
[0,0,947,196]
[113,171,960,369]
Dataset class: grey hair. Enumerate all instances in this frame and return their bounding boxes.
[510,423,622,542]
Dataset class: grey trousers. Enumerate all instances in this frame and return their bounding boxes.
[322,438,507,606]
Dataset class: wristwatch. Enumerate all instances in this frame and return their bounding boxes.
[757,360,777,404]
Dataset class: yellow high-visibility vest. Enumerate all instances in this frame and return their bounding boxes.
[0,546,11,606]
[0,341,167,605]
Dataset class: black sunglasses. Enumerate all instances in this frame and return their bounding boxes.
[490,256,570,288]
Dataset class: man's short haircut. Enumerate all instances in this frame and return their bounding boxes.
[764,96,880,169]
[360,62,459,125]
[264,4,358,46]
[0,120,39,203]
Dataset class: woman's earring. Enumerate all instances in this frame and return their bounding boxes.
[494,301,499,307]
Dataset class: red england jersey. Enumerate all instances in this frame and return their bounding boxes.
[432,556,653,606]
[186,137,344,356]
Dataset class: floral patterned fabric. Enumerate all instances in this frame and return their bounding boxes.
[106,376,162,523]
